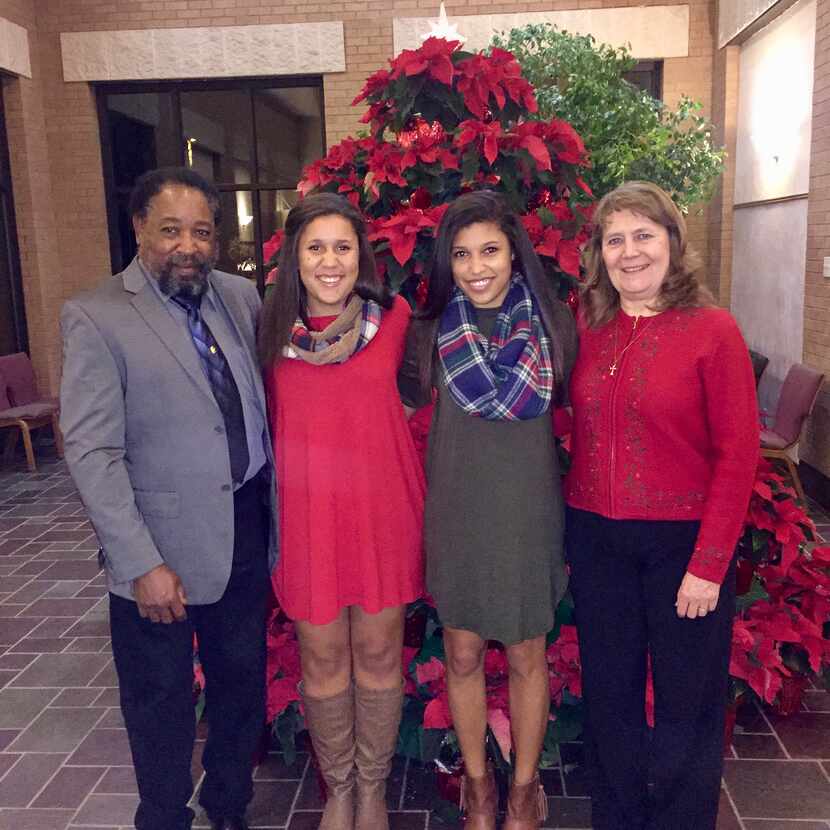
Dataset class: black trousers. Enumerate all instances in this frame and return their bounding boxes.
[565,507,736,830]
[110,474,270,830]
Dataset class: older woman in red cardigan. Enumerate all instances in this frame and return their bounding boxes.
[565,181,758,830]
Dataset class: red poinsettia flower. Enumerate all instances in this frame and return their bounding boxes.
[298,158,335,196]
[352,67,392,105]
[360,98,395,127]
[455,54,502,119]
[324,137,361,171]
[535,226,563,260]
[456,119,503,165]
[550,200,574,224]
[544,119,588,165]
[484,646,509,678]
[455,48,537,119]
[415,656,446,686]
[368,206,440,265]
[546,625,582,705]
[511,122,552,171]
[521,212,544,244]
[556,237,583,277]
[337,170,363,208]
[263,229,284,265]
[486,47,538,113]
[391,37,458,86]
[729,618,788,704]
[424,690,453,729]
[364,143,408,196]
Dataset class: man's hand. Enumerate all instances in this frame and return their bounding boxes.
[133,564,188,623]
[675,571,720,619]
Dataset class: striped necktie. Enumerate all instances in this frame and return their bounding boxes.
[172,293,250,484]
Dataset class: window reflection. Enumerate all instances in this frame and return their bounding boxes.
[100,80,325,289]
[255,88,324,187]
[216,190,256,283]
[180,91,254,186]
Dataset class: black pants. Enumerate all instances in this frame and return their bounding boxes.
[565,507,735,830]
[110,475,270,830]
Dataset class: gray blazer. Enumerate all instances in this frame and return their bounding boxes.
[59,258,279,603]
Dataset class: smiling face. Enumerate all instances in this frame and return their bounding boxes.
[450,220,513,309]
[601,209,671,316]
[133,184,217,297]
[297,214,360,316]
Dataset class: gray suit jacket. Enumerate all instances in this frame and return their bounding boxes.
[59,258,279,603]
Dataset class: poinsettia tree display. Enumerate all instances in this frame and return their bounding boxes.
[263,36,593,302]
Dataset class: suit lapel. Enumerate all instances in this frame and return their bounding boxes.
[122,259,217,407]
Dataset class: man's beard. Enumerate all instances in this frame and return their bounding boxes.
[157,252,215,298]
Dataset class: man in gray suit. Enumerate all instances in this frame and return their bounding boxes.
[60,167,278,830]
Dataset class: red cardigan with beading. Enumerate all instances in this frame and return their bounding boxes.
[564,305,759,584]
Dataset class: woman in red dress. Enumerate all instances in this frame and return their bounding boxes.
[259,193,425,830]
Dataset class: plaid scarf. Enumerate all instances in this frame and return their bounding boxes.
[284,295,382,365]
[437,277,553,420]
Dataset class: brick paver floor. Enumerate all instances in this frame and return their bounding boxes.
[0,450,828,829]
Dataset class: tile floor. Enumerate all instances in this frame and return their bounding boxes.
[0,451,828,829]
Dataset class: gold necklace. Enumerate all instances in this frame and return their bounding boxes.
[609,315,654,376]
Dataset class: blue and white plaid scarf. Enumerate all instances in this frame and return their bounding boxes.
[437,277,553,420]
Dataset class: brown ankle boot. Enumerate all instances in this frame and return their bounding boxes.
[353,683,404,830]
[460,766,497,830]
[300,684,355,830]
[502,773,547,830]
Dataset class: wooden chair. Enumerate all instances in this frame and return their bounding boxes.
[760,362,825,503]
[0,353,64,472]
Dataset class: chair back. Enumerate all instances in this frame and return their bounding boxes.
[0,353,39,407]
[748,349,769,389]
[772,363,825,445]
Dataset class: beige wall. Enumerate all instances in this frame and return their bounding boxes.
[730,0,815,419]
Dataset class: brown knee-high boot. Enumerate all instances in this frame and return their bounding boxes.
[460,766,497,830]
[353,683,404,830]
[301,684,356,830]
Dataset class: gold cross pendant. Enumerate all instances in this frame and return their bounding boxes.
[609,363,617,376]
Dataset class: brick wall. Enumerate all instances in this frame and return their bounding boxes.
[3,0,716,394]
[803,0,830,476]
[707,44,740,306]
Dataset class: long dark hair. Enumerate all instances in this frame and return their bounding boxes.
[258,192,392,368]
[412,190,576,401]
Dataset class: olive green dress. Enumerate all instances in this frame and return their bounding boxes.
[399,307,569,645]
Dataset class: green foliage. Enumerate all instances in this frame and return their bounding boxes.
[491,24,724,210]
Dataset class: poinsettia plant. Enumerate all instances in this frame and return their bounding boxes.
[263,37,593,301]
[728,458,829,712]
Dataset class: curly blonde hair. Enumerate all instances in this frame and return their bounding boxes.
[581,181,712,328]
